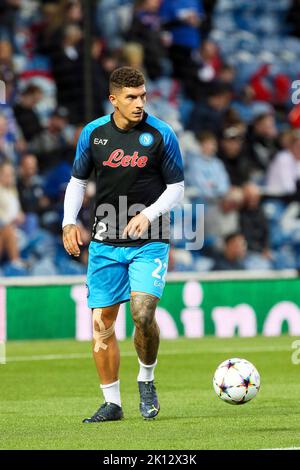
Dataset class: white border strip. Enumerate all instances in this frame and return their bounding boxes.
[6,345,291,363]
[0,269,297,287]
[262,448,300,450]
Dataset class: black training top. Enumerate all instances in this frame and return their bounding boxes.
[72,112,184,246]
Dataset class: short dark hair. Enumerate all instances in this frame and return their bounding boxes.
[197,131,217,143]
[109,66,145,93]
[208,81,232,98]
[252,112,273,127]
[21,84,42,96]
[224,231,243,244]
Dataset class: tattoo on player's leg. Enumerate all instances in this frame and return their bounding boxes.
[130,294,160,365]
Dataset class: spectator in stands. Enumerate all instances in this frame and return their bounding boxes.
[0,0,21,43]
[0,71,19,130]
[239,184,271,262]
[128,0,166,80]
[187,82,232,136]
[0,113,20,165]
[186,39,222,100]
[17,153,49,219]
[36,2,64,59]
[0,160,25,267]
[246,112,279,182]
[120,42,145,71]
[185,130,233,250]
[28,106,73,172]
[90,38,107,119]
[96,0,134,50]
[199,39,221,76]
[51,23,84,124]
[266,130,300,195]
[37,0,83,59]
[160,0,204,83]
[13,84,43,142]
[231,85,274,124]
[218,125,252,188]
[185,130,230,200]
[217,124,266,242]
[278,127,295,151]
[64,0,83,24]
[219,64,236,85]
[0,39,15,84]
[213,232,247,271]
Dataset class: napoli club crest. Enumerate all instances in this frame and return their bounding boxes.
[139,132,154,147]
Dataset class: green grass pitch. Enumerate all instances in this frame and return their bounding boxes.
[0,336,299,450]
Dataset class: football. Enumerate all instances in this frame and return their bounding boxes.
[213,358,261,405]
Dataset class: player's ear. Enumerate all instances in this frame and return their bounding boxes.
[109,93,118,108]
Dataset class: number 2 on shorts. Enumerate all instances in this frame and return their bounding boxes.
[152,258,167,281]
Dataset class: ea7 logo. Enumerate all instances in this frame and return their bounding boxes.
[94,138,108,145]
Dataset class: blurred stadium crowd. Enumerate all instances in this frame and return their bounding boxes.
[1,0,300,275]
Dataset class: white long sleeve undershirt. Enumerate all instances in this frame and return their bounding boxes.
[62,177,184,228]
[62,177,87,227]
[141,181,184,222]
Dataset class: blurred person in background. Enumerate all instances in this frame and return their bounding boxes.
[185,130,230,200]
[36,2,65,59]
[278,127,296,151]
[37,0,83,60]
[51,14,105,123]
[266,130,300,196]
[187,82,232,136]
[51,23,84,124]
[120,42,145,71]
[160,0,204,84]
[90,38,107,119]
[213,232,247,271]
[0,38,15,84]
[63,0,83,24]
[0,71,22,136]
[217,124,263,244]
[0,0,21,42]
[184,130,231,250]
[96,0,134,50]
[239,183,272,269]
[231,85,274,124]
[218,124,252,188]
[17,153,49,224]
[186,39,222,100]
[246,112,279,183]
[218,64,236,86]
[127,0,166,80]
[28,106,73,172]
[0,160,25,267]
[13,84,44,142]
[0,113,20,165]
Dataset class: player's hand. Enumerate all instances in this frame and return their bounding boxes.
[122,213,150,239]
[62,224,83,257]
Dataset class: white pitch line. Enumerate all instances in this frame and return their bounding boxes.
[261,447,300,450]
[4,345,291,363]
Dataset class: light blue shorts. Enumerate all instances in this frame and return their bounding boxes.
[86,241,170,308]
